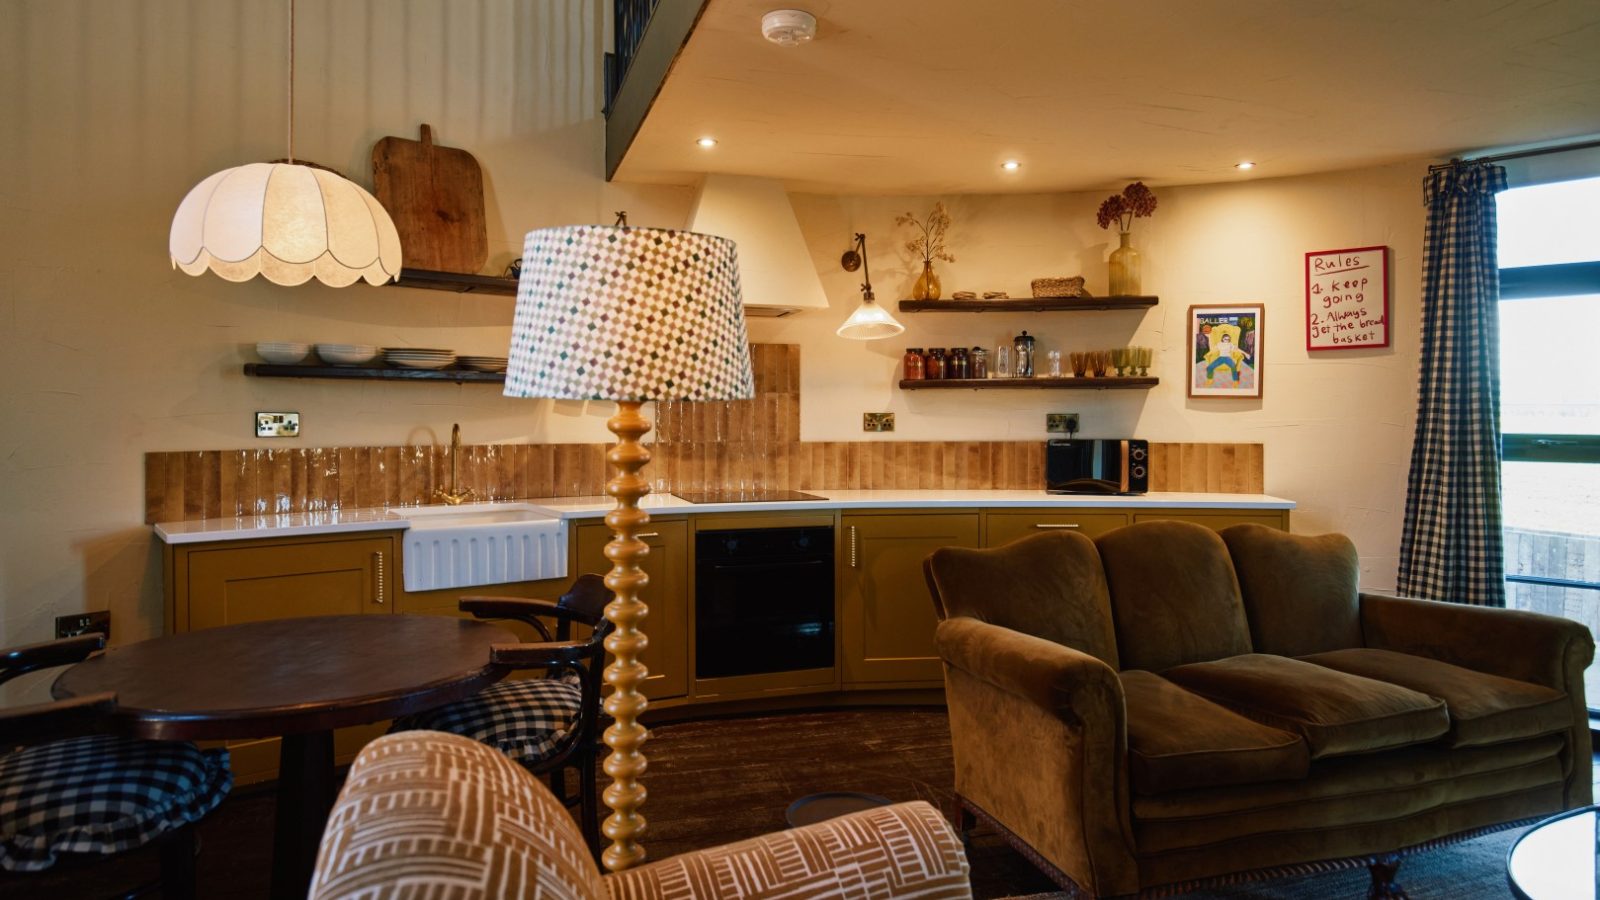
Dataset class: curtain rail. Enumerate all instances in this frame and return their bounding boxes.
[1430,137,1600,172]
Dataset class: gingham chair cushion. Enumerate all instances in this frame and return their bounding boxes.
[391,676,582,764]
[0,736,232,872]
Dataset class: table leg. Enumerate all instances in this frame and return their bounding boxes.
[270,730,336,900]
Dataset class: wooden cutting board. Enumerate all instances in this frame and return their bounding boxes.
[371,124,488,275]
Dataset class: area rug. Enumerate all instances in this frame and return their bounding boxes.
[1008,823,1524,899]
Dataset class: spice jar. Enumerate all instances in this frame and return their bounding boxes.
[902,348,925,380]
[1013,330,1036,377]
[949,347,969,379]
[925,347,946,380]
[970,347,988,379]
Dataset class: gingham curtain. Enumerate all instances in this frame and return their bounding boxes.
[1398,162,1508,607]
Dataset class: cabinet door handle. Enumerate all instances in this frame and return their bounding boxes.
[636,532,661,539]
[1034,523,1080,529]
[373,551,386,604]
[849,525,859,568]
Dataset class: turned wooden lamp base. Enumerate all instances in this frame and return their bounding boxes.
[600,400,652,872]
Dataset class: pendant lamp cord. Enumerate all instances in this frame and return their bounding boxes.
[286,0,295,163]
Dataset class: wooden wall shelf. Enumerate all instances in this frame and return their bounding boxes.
[391,268,518,296]
[899,376,1157,391]
[897,296,1157,313]
[244,364,506,385]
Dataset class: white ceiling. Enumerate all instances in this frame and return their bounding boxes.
[612,0,1600,193]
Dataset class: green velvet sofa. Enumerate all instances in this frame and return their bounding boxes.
[925,520,1593,898]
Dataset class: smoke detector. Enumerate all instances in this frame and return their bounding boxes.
[761,9,817,46]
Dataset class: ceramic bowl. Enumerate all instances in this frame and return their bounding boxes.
[315,343,381,366]
[256,341,311,364]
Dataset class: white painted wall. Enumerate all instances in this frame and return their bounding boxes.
[752,164,1427,590]
[0,0,1426,646]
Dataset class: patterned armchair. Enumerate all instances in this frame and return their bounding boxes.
[311,731,973,900]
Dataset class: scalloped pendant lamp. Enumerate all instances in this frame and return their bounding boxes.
[169,0,401,287]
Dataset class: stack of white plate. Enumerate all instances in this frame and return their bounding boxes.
[316,343,381,366]
[384,347,456,370]
[457,355,509,373]
[256,341,311,364]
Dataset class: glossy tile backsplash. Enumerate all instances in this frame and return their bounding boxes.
[144,344,1266,524]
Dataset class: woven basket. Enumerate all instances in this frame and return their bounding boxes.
[1031,276,1087,298]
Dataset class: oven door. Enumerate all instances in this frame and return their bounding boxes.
[695,556,835,679]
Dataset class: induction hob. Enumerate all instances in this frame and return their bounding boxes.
[671,489,828,504]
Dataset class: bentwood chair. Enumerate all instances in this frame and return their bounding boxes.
[391,574,612,854]
[0,634,233,900]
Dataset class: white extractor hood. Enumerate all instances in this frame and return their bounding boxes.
[686,175,829,317]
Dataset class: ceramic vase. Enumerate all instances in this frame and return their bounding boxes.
[913,261,942,301]
[1108,231,1142,296]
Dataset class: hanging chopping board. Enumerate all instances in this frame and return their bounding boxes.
[371,124,488,274]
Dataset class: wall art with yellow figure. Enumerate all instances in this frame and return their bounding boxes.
[1188,304,1264,399]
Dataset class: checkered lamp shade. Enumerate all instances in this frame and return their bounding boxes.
[505,225,755,402]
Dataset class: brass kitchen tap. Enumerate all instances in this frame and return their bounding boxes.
[433,424,477,506]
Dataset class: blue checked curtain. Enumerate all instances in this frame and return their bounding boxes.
[1398,162,1508,607]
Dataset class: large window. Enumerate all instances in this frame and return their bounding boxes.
[1497,175,1600,706]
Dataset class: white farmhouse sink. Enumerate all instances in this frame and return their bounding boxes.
[389,502,568,592]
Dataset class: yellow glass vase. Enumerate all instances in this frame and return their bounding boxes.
[1108,231,1142,296]
[913,261,942,301]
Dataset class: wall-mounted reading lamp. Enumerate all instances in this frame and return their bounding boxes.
[835,232,905,340]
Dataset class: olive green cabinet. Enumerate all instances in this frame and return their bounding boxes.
[840,512,981,686]
[576,519,690,701]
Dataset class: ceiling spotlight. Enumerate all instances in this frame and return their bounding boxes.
[761,9,818,46]
[1001,160,1022,172]
[1235,161,1256,170]
[697,137,718,148]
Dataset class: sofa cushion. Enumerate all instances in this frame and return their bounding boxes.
[1096,521,1253,672]
[1220,524,1362,657]
[1120,670,1308,796]
[1299,648,1572,749]
[1161,654,1449,759]
[926,530,1120,667]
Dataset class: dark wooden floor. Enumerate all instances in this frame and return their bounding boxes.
[0,707,1057,900]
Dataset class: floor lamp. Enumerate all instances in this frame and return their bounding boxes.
[504,224,754,871]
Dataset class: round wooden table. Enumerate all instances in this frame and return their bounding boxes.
[53,615,512,900]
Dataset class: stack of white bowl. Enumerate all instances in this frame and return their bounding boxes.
[457,355,509,373]
[383,347,457,369]
[315,343,381,366]
[256,342,311,364]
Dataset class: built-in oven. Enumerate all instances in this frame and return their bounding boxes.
[694,526,835,679]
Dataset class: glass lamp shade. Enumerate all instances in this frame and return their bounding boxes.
[169,162,402,287]
[505,224,755,402]
[836,295,905,340]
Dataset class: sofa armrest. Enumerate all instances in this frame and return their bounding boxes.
[604,801,970,900]
[1359,591,1595,692]
[935,616,1123,726]
[934,616,1136,896]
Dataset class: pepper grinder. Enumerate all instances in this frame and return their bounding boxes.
[1013,330,1036,378]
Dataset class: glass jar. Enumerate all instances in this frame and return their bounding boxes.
[902,347,925,380]
[970,347,988,379]
[1013,330,1036,377]
[925,347,946,380]
[994,345,1010,378]
[949,347,969,379]
[1047,349,1062,377]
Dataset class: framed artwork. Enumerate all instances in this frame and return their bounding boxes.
[1188,304,1264,399]
[1305,245,1389,350]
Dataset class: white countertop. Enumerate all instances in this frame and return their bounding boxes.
[154,490,1294,544]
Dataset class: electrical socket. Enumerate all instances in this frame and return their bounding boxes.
[862,412,895,433]
[1046,413,1080,434]
[55,610,111,642]
[256,412,300,438]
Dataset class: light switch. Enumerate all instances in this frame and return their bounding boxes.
[256,412,301,438]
